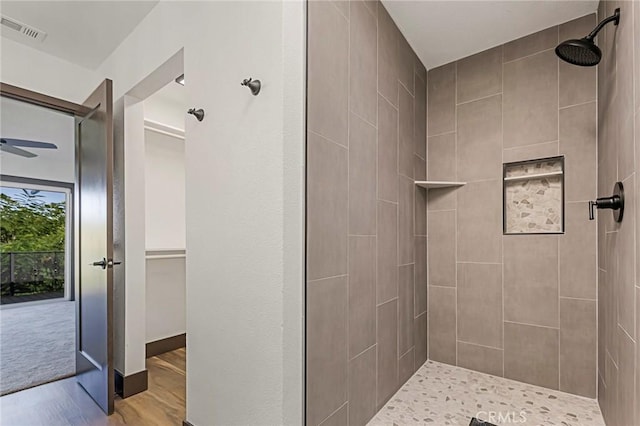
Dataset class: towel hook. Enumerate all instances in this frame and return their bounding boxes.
[187,108,205,121]
[241,78,261,96]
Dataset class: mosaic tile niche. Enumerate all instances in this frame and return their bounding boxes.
[504,157,564,234]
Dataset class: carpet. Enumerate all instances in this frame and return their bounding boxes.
[0,300,75,395]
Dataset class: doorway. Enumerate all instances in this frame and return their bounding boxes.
[0,80,116,416]
[0,97,76,396]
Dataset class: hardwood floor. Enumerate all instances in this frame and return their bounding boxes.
[0,348,186,426]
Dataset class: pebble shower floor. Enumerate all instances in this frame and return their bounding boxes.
[368,360,604,426]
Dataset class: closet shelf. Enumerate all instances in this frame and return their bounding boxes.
[415,181,466,189]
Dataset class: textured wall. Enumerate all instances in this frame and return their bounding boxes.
[596,1,640,425]
[426,15,599,398]
[306,1,427,425]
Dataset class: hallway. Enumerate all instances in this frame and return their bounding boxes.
[0,348,185,425]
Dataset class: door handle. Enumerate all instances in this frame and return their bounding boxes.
[92,258,122,269]
[92,258,108,269]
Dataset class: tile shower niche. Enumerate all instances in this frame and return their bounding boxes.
[503,156,564,234]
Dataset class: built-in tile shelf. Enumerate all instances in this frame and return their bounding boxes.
[414,181,467,189]
[503,170,563,182]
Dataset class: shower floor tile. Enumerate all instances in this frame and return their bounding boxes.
[369,360,604,426]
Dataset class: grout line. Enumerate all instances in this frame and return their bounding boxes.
[456,261,503,265]
[350,108,377,130]
[307,274,349,284]
[502,47,556,65]
[559,99,597,111]
[427,129,455,139]
[504,320,560,331]
[456,91,503,107]
[457,340,504,352]
[503,140,559,151]
[308,129,348,151]
[350,342,377,362]
[559,295,598,302]
[378,91,398,111]
[317,401,348,426]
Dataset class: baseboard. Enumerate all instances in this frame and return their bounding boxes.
[146,333,186,358]
[114,369,148,399]
[183,421,195,426]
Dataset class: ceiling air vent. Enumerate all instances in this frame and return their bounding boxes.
[0,16,47,42]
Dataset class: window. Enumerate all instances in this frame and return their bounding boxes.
[0,179,73,304]
[503,156,565,235]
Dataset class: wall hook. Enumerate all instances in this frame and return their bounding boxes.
[241,78,261,96]
[187,108,205,122]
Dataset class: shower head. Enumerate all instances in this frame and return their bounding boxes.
[555,38,601,66]
[555,8,620,67]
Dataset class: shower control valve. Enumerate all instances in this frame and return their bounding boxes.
[588,181,624,222]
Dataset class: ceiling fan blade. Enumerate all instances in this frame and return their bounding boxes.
[0,138,57,149]
[0,143,37,158]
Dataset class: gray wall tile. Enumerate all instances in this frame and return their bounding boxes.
[350,0,378,125]
[457,180,502,263]
[559,102,597,202]
[504,50,558,147]
[308,1,349,146]
[398,264,415,355]
[398,176,414,265]
[377,200,398,304]
[456,46,502,104]
[457,263,503,348]
[349,346,377,426]
[559,202,597,299]
[377,299,398,408]
[307,132,348,281]
[559,298,596,398]
[457,341,503,377]
[427,132,456,181]
[503,26,557,62]
[414,236,427,315]
[414,76,427,159]
[504,235,559,328]
[428,286,456,365]
[399,85,415,179]
[414,313,427,368]
[504,322,559,390]
[398,347,415,385]
[378,95,398,202]
[427,63,456,136]
[378,5,398,106]
[427,210,456,287]
[349,236,377,358]
[307,277,348,425]
[349,113,377,235]
[456,95,502,182]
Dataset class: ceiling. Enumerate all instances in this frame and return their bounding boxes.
[382,0,599,70]
[0,1,158,69]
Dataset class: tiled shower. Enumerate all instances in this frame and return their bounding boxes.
[306,1,640,425]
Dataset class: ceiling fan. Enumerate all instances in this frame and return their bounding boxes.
[0,138,58,158]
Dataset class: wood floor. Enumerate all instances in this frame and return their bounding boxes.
[0,348,186,426]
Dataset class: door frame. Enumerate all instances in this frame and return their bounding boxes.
[0,82,114,414]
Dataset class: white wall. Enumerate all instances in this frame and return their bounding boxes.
[145,255,186,342]
[0,97,75,183]
[96,1,305,423]
[0,37,99,103]
[144,129,185,249]
[144,119,186,344]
